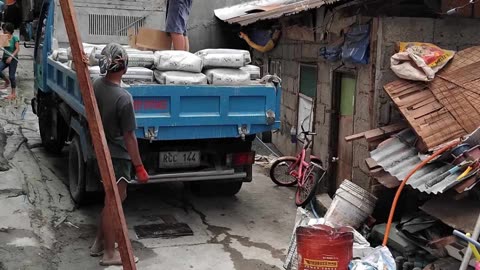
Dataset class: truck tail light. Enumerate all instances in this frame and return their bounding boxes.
[232,152,255,166]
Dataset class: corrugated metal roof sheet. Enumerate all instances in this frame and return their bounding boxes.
[370,130,461,194]
[214,0,342,26]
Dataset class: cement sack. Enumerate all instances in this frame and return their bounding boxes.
[154,71,207,85]
[154,50,203,73]
[390,42,455,81]
[52,48,68,63]
[67,44,98,66]
[200,53,247,68]
[204,68,251,85]
[240,65,260,80]
[196,49,251,64]
[127,52,155,68]
[88,66,153,82]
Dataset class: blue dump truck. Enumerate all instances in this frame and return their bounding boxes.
[32,0,281,204]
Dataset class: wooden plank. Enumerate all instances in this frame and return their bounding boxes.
[409,97,437,110]
[411,103,443,120]
[395,90,432,107]
[365,158,379,170]
[344,132,365,142]
[59,1,137,269]
[364,122,408,142]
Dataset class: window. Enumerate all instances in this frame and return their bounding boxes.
[299,64,317,98]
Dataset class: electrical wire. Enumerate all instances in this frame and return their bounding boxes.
[439,0,479,15]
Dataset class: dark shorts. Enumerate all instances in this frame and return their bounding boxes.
[112,158,132,183]
[165,0,192,35]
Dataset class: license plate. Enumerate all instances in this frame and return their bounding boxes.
[159,151,200,168]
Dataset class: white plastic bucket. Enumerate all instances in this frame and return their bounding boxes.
[324,180,377,228]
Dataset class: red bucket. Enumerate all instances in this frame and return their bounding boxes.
[296,225,353,270]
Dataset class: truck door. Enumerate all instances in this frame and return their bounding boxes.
[33,0,50,92]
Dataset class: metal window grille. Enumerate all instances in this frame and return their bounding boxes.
[88,14,146,36]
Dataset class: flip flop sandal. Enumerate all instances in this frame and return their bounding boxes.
[99,256,139,266]
[90,250,104,257]
[4,95,16,100]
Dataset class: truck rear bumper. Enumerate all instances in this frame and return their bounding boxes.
[128,169,247,185]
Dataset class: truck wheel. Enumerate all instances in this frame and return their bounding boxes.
[37,93,68,154]
[68,136,86,204]
[191,181,243,197]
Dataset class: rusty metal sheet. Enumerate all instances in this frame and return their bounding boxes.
[420,195,480,233]
[214,0,342,26]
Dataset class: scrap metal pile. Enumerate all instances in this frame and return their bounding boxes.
[352,45,480,269]
[50,44,261,86]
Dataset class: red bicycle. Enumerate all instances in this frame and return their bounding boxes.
[269,125,326,207]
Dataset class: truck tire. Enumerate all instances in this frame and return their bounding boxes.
[68,136,86,204]
[191,181,243,197]
[37,93,68,154]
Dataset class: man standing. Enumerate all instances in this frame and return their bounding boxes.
[165,0,192,51]
[89,43,149,266]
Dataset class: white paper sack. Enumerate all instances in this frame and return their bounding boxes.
[67,45,97,66]
[201,53,246,68]
[128,53,155,68]
[88,66,153,82]
[204,68,251,85]
[52,48,68,63]
[154,71,207,85]
[196,49,251,64]
[154,50,203,73]
[240,65,261,80]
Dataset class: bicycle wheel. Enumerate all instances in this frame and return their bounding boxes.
[295,163,322,207]
[269,156,298,187]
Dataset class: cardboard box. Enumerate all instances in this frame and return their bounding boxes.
[0,34,11,47]
[128,28,172,51]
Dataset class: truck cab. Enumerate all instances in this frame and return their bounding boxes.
[32,0,281,204]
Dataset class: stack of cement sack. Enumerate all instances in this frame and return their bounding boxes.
[153,50,207,85]
[50,44,261,86]
[51,43,155,83]
[196,49,260,85]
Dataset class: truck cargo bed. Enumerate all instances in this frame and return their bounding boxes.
[46,58,281,141]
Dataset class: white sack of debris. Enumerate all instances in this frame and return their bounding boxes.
[154,50,203,73]
[196,48,251,66]
[240,65,261,80]
[204,68,251,85]
[154,71,207,85]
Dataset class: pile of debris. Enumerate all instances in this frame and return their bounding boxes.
[349,45,480,269]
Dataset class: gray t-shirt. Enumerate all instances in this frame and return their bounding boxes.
[93,78,137,160]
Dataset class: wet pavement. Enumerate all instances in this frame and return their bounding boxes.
[0,48,297,270]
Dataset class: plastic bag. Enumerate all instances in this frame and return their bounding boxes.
[391,42,455,81]
[349,246,396,270]
[204,68,251,85]
[342,24,370,64]
[320,36,344,62]
[154,71,207,85]
[154,50,203,73]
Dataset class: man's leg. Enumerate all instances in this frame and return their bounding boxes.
[100,158,130,265]
[101,180,127,264]
[91,159,129,258]
[165,0,191,51]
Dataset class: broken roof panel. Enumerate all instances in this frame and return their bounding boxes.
[214,0,342,26]
[384,46,480,151]
[370,130,461,194]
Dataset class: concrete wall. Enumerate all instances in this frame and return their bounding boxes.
[54,0,249,52]
[253,13,375,191]
[374,17,480,126]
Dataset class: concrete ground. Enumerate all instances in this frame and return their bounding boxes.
[0,46,298,270]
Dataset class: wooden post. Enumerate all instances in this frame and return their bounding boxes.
[58,1,137,269]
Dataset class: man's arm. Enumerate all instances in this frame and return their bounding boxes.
[123,130,142,167]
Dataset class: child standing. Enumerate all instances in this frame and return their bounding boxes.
[0,22,19,99]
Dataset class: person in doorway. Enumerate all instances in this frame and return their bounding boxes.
[89,43,149,266]
[165,0,192,51]
[0,22,19,100]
